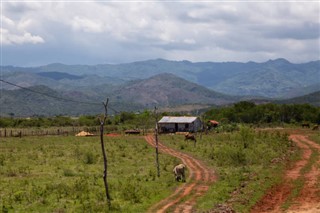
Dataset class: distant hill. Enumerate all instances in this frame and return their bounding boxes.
[1,71,319,117]
[0,73,239,117]
[280,83,320,98]
[0,85,145,117]
[1,71,124,91]
[108,73,238,107]
[0,85,100,116]
[1,58,319,117]
[275,91,320,106]
[2,58,319,98]
[36,72,84,80]
[197,59,320,98]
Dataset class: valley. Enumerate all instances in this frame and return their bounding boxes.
[1,58,319,117]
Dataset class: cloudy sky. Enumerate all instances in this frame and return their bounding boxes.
[1,0,319,66]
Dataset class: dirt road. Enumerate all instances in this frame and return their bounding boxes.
[145,135,217,213]
[251,134,320,213]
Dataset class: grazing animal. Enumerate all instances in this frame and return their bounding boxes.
[312,125,319,130]
[173,164,186,182]
[301,123,310,128]
[185,133,196,143]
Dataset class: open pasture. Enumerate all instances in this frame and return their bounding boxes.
[0,127,303,212]
[159,127,296,212]
[0,135,179,212]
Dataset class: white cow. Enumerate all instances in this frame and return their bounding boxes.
[173,164,186,182]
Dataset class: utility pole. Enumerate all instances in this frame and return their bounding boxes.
[99,99,111,208]
[154,106,160,177]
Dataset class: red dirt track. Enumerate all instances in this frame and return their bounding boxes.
[251,134,320,213]
[145,132,320,213]
[145,135,217,213]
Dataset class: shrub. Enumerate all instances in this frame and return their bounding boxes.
[83,152,96,164]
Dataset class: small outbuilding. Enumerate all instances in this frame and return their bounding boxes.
[157,116,202,133]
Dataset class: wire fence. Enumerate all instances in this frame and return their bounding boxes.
[0,126,154,138]
[0,126,101,137]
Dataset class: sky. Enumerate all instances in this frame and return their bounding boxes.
[1,0,320,66]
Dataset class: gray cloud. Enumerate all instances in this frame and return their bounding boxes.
[260,22,320,40]
[1,1,319,66]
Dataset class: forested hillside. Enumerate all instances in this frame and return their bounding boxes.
[2,58,319,98]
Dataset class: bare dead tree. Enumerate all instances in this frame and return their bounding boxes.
[154,106,160,177]
[99,99,111,208]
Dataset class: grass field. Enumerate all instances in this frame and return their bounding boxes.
[159,127,297,212]
[0,127,298,212]
[310,132,320,144]
[0,135,179,212]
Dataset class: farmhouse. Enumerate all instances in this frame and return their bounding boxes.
[158,116,202,133]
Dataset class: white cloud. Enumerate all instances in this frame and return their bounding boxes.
[17,18,33,31]
[71,16,104,33]
[1,15,15,27]
[1,28,44,45]
[1,12,45,45]
[1,1,319,65]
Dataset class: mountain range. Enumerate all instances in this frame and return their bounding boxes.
[1,58,319,116]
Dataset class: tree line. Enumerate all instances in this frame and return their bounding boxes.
[0,102,319,128]
[0,111,156,128]
[204,102,320,125]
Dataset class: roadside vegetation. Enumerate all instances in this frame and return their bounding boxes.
[310,134,320,145]
[160,127,297,212]
[281,145,318,210]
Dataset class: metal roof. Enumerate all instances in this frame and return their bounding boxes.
[158,116,198,124]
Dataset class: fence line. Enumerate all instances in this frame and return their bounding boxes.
[0,126,101,137]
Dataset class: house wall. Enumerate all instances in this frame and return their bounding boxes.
[158,123,175,133]
[193,118,202,131]
[158,118,202,133]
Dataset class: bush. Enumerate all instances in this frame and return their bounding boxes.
[83,152,96,164]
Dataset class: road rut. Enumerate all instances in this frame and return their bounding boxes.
[251,134,320,213]
[145,135,217,213]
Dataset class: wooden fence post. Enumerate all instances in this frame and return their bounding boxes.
[99,99,111,208]
[154,106,160,178]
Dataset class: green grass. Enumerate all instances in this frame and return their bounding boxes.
[309,133,320,145]
[281,145,320,210]
[159,127,295,212]
[0,127,300,212]
[0,135,179,212]
[281,178,304,210]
